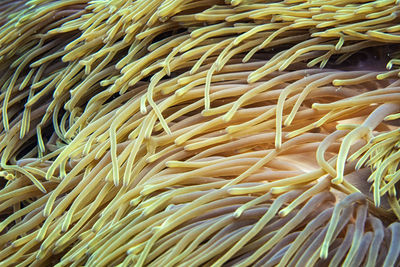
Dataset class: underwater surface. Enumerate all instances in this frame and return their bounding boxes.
[0,0,400,266]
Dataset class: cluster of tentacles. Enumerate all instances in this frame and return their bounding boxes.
[0,0,400,266]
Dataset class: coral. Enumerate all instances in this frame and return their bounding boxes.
[0,0,400,266]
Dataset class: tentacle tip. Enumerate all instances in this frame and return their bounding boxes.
[275,143,282,150]
[233,210,242,218]
[146,156,156,163]
[174,137,185,146]
[225,126,235,134]
[247,75,257,84]
[140,185,153,196]
[39,187,47,194]
[61,225,68,233]
[278,209,288,217]
[227,188,236,195]
[43,209,51,218]
[222,114,232,123]
[320,250,328,260]
[175,89,184,96]
[35,234,45,242]
[332,177,343,185]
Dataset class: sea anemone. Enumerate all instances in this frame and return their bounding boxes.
[0,0,400,266]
